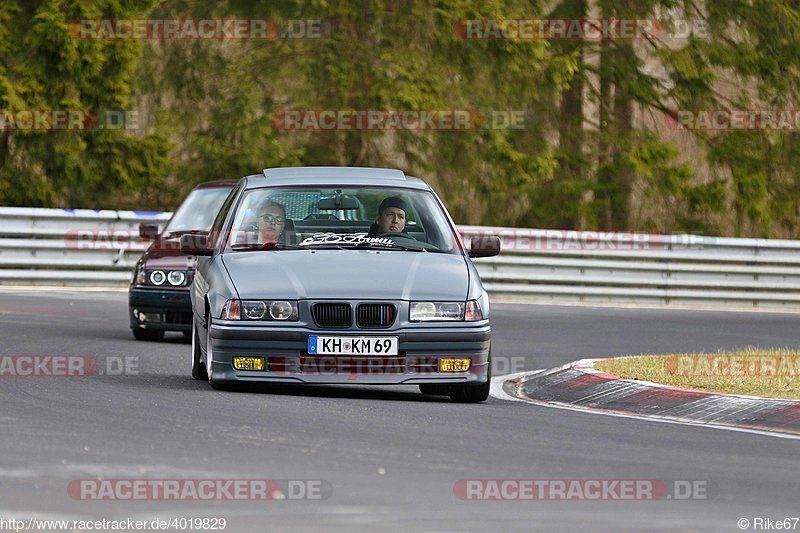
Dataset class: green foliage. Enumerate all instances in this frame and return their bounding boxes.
[0,0,167,208]
[1,0,799,238]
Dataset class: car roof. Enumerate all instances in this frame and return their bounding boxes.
[242,166,431,190]
[193,180,238,190]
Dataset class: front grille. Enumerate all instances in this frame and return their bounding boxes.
[312,303,352,328]
[357,303,396,328]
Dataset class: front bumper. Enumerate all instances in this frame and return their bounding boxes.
[129,287,192,333]
[207,322,491,385]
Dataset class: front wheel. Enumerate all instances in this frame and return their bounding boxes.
[419,384,449,395]
[448,380,490,403]
[206,320,226,390]
[449,352,491,403]
[191,318,207,380]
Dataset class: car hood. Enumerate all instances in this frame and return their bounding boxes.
[222,250,469,300]
[140,238,195,270]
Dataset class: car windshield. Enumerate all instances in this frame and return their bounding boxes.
[164,186,233,236]
[226,186,462,254]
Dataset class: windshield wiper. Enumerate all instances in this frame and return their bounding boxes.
[298,243,354,250]
[230,243,301,251]
[353,241,442,253]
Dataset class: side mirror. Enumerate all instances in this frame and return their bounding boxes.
[139,223,160,240]
[469,235,501,258]
[180,232,213,256]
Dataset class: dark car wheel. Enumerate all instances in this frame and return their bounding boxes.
[191,319,207,380]
[419,384,449,395]
[132,328,164,342]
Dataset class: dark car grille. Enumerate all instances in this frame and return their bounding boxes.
[357,303,396,328]
[312,303,352,328]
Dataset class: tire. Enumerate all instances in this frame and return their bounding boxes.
[449,350,491,403]
[132,328,164,342]
[191,318,207,380]
[448,380,490,403]
[419,384,449,396]
[205,319,225,390]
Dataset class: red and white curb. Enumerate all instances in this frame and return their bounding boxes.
[491,359,800,440]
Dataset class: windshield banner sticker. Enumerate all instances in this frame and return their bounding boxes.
[299,233,394,247]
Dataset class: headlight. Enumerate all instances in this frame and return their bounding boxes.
[242,301,266,320]
[140,269,189,286]
[410,300,483,322]
[149,270,166,285]
[222,300,298,321]
[167,271,186,286]
[269,301,295,320]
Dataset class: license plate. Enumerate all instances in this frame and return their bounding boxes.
[308,336,398,356]
[440,358,471,372]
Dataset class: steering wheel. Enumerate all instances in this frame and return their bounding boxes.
[379,232,417,241]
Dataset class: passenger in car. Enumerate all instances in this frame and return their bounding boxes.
[368,196,408,237]
[256,199,287,244]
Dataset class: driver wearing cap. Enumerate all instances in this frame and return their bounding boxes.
[368,196,408,237]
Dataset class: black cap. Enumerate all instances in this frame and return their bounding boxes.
[378,196,408,215]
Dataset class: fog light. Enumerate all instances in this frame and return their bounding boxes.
[439,358,471,372]
[138,311,162,323]
[232,357,266,371]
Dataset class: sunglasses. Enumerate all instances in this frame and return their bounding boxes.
[260,214,286,224]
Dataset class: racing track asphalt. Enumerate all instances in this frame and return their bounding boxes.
[0,288,798,532]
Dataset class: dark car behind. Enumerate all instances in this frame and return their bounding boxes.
[129,181,236,341]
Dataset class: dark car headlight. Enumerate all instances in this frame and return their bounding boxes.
[134,268,191,287]
[149,270,166,285]
[409,300,483,322]
[167,271,186,286]
[222,300,299,321]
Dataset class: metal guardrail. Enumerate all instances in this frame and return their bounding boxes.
[0,207,169,286]
[458,225,800,309]
[1,207,800,310]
